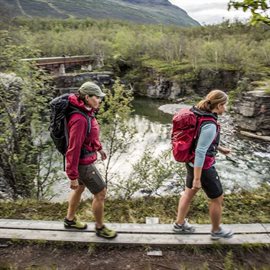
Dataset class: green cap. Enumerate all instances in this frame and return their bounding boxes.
[78,81,106,97]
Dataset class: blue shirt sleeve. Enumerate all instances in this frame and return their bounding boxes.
[194,123,217,167]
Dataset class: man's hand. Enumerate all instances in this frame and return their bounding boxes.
[192,179,201,190]
[218,146,231,156]
[98,150,107,161]
[70,179,79,190]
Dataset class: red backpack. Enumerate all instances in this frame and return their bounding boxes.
[171,107,218,163]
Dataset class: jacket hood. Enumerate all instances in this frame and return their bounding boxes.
[68,94,95,114]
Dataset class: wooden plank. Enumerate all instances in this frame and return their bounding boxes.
[0,228,269,245]
[0,219,268,234]
[262,224,270,233]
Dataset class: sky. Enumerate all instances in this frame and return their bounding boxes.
[169,0,251,25]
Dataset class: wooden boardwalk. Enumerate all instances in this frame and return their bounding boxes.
[0,219,269,246]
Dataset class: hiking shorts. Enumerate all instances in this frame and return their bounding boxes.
[78,164,106,194]
[185,163,223,199]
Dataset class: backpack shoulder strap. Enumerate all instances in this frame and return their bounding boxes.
[191,116,219,153]
[68,105,93,134]
[193,116,220,151]
[195,116,219,137]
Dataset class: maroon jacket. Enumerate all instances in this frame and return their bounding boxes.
[65,94,102,180]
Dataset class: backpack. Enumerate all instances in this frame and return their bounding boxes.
[171,106,218,163]
[49,93,91,156]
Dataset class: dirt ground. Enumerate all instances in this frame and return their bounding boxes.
[0,241,269,270]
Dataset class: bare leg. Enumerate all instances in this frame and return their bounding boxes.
[176,187,198,224]
[66,185,85,220]
[92,188,107,228]
[209,195,223,232]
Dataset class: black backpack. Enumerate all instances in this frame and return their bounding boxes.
[49,94,92,157]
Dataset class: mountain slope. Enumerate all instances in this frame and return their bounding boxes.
[0,0,200,26]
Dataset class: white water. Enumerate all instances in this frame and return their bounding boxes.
[50,98,270,202]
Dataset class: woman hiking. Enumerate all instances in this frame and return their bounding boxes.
[173,89,234,240]
[63,81,117,239]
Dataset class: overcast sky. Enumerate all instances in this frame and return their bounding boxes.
[169,0,251,25]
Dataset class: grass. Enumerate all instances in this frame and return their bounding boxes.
[141,58,194,78]
[0,184,269,224]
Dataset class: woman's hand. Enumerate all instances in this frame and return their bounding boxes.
[192,178,201,190]
[70,179,79,190]
[98,150,107,161]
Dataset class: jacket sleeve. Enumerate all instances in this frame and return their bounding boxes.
[194,123,216,167]
[65,116,87,180]
[90,118,102,152]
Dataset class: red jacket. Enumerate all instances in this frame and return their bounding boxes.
[65,94,102,180]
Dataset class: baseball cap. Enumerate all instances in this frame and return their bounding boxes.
[78,81,106,97]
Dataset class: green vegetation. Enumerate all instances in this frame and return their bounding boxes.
[252,79,270,93]
[0,184,269,224]
[1,17,268,90]
[0,30,58,199]
[229,0,270,26]
[97,80,136,184]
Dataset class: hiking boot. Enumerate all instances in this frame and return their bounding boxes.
[173,219,195,233]
[64,217,87,230]
[211,227,234,240]
[96,225,117,239]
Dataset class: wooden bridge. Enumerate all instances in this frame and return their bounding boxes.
[0,219,269,246]
[21,55,96,75]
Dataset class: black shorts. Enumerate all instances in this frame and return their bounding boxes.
[78,164,106,194]
[185,163,223,199]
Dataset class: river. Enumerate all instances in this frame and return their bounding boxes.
[51,97,270,202]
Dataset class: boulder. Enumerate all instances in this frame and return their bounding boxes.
[233,90,270,136]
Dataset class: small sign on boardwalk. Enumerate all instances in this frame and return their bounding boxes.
[0,219,269,245]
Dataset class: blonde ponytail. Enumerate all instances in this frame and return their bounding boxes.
[196,90,228,112]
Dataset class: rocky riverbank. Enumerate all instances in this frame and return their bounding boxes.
[159,102,270,192]
[144,69,241,99]
[121,60,270,137]
[233,88,270,137]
